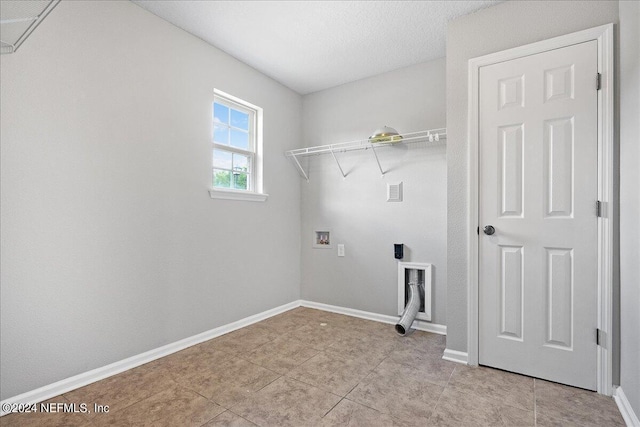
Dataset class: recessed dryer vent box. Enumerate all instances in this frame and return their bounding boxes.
[398,262,432,321]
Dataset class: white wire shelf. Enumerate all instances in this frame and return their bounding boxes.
[0,0,59,54]
[284,128,446,181]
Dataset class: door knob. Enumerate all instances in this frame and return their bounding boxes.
[483,225,495,235]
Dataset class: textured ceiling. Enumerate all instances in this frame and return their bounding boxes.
[132,1,501,94]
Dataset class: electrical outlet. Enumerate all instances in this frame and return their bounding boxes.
[337,244,345,257]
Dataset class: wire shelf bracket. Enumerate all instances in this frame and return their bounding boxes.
[284,128,446,181]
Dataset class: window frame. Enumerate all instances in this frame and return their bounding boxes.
[209,89,267,202]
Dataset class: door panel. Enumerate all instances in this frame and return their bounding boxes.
[544,117,574,217]
[499,245,524,340]
[545,247,573,349]
[479,40,598,390]
[499,124,524,217]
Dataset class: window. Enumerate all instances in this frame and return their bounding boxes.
[209,89,267,201]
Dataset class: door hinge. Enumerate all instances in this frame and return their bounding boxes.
[596,328,606,347]
[477,226,480,235]
[596,200,602,217]
[596,73,602,90]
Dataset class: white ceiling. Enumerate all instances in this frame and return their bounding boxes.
[132,1,501,95]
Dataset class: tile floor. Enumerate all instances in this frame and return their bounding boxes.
[1,307,626,426]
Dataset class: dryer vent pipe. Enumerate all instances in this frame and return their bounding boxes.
[395,282,421,336]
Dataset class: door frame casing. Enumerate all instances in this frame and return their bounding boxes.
[467,23,615,395]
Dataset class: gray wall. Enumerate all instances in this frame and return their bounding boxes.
[0,1,302,400]
[300,59,447,323]
[619,0,640,416]
[445,0,619,353]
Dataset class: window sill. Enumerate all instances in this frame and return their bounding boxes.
[208,188,269,202]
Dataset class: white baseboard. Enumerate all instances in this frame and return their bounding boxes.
[615,386,640,427]
[0,300,300,417]
[299,300,447,335]
[442,348,469,365]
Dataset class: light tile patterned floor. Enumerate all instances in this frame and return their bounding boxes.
[1,307,626,426]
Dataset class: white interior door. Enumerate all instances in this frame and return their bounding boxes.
[478,40,598,390]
